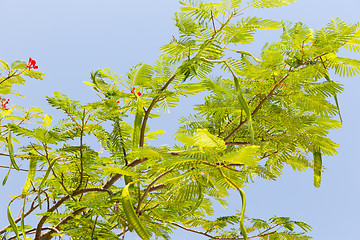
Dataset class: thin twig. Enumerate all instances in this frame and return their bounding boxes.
[136,167,174,214]
[211,10,216,32]
[0,71,17,85]
[0,165,46,172]
[154,218,218,239]
[90,215,98,240]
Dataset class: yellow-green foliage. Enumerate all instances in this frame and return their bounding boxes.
[1,0,359,239]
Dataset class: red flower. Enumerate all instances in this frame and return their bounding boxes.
[1,98,9,110]
[116,100,120,103]
[27,57,38,70]
[130,87,141,96]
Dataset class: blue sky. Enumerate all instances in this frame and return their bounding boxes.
[1,0,359,239]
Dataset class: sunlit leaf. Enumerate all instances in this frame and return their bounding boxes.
[7,204,19,239]
[7,128,19,171]
[121,182,150,240]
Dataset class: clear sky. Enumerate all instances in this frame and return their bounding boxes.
[1,0,359,239]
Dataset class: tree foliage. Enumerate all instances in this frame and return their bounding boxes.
[1,0,359,239]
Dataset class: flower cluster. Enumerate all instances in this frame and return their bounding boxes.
[1,98,9,110]
[27,57,38,70]
[116,87,142,104]
[131,87,141,96]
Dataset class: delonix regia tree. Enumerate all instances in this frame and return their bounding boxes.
[1,0,359,239]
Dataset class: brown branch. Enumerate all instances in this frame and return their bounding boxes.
[158,219,249,240]
[225,142,251,146]
[154,219,218,239]
[225,138,269,146]
[0,165,46,172]
[0,72,17,85]
[7,227,64,240]
[139,72,179,147]
[167,150,185,155]
[148,183,166,192]
[34,187,113,240]
[90,215,98,240]
[102,173,122,189]
[126,157,147,167]
[202,161,243,172]
[248,224,279,239]
[140,204,159,213]
[211,10,216,32]
[136,168,174,214]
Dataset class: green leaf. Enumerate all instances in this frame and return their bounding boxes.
[42,114,53,128]
[11,60,27,70]
[233,77,254,143]
[132,98,144,149]
[7,204,19,239]
[29,106,43,113]
[331,57,360,77]
[95,78,111,92]
[249,0,298,9]
[7,129,19,171]
[121,182,150,240]
[39,158,57,190]
[22,157,37,196]
[22,70,45,80]
[0,59,10,71]
[2,163,12,186]
[130,147,165,160]
[130,63,153,87]
[98,68,119,81]
[145,129,166,140]
[223,0,242,9]
[194,129,226,150]
[0,85,11,95]
[174,12,198,35]
[221,145,261,167]
[90,70,111,93]
[175,133,197,146]
[313,151,322,188]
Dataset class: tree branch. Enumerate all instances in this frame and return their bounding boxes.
[148,183,166,192]
[0,71,17,85]
[126,157,148,167]
[139,72,179,147]
[154,218,218,239]
[38,207,87,240]
[136,167,174,214]
[0,165,46,172]
[34,187,113,240]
